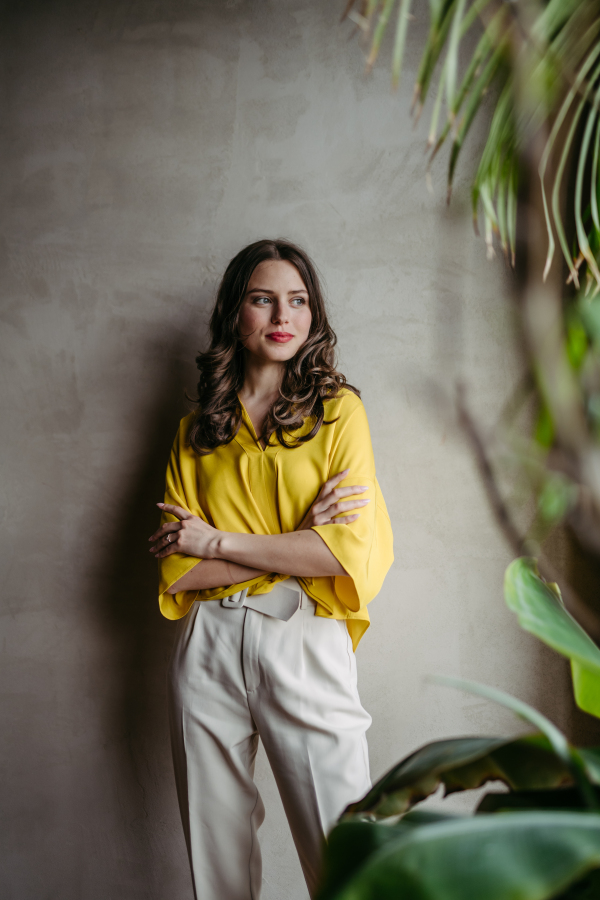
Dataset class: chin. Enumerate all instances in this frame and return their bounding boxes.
[264,348,298,363]
[261,341,303,361]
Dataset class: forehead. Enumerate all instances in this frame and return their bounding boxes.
[246,259,307,291]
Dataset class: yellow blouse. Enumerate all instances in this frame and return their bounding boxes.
[158,388,394,650]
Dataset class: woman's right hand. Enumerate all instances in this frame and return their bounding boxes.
[296,469,370,530]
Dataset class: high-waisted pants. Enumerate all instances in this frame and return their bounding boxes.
[167,588,372,900]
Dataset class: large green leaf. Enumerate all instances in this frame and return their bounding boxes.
[318,811,457,900]
[433,676,598,810]
[317,812,600,900]
[344,733,579,819]
[477,786,600,814]
[504,557,600,718]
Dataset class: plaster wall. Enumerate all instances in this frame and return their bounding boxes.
[0,2,585,898]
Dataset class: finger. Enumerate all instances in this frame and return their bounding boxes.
[327,484,369,502]
[312,486,368,517]
[149,532,178,553]
[150,530,182,553]
[329,498,370,515]
[153,543,180,559]
[330,513,360,525]
[321,468,350,495]
[157,503,193,521]
[148,522,181,542]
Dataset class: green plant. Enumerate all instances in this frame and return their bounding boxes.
[345,0,600,279]
[343,0,600,642]
[316,558,600,900]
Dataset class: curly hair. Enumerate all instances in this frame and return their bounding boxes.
[188,238,359,455]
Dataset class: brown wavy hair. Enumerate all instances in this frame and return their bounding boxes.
[188,238,359,455]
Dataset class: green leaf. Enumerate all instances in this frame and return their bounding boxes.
[572,662,600,719]
[581,749,600,784]
[318,820,407,900]
[319,811,460,900]
[413,0,459,116]
[428,0,498,150]
[391,0,412,89]
[477,786,600,814]
[541,45,600,285]
[318,813,600,900]
[558,867,600,900]
[444,0,466,112]
[344,733,580,820]
[591,116,600,233]
[507,159,517,266]
[575,98,600,287]
[367,0,396,71]
[447,43,506,197]
[433,676,598,810]
[496,156,509,256]
[504,558,600,720]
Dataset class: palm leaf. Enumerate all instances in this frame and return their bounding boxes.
[391,0,413,89]
[550,57,600,288]
[539,40,600,284]
[367,0,396,71]
[447,41,507,199]
[591,115,600,232]
[413,0,460,117]
[343,0,600,283]
[445,0,467,112]
[576,97,600,288]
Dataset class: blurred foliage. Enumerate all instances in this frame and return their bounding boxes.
[344,0,600,277]
[315,558,600,899]
[343,0,600,623]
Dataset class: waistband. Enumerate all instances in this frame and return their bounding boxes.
[219,577,315,620]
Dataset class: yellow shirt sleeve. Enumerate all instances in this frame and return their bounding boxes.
[157,422,205,620]
[311,400,394,613]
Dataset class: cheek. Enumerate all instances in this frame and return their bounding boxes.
[298,308,312,338]
[239,305,263,335]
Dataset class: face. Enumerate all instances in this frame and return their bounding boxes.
[238,259,312,363]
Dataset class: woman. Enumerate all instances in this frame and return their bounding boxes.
[149,239,394,900]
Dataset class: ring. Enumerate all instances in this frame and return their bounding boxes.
[166,534,172,543]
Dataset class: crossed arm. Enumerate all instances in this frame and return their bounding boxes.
[149,469,370,594]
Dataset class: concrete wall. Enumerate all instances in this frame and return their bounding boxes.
[1,2,593,898]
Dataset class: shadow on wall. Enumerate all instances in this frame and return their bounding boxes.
[92,310,203,880]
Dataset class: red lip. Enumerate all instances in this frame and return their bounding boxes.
[266,332,294,342]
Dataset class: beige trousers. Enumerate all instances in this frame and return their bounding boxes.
[167,581,372,900]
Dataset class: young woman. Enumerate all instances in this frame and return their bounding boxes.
[149,239,393,900]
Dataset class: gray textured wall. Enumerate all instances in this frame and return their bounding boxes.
[1,2,592,898]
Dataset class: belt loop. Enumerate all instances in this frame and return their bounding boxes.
[300,590,315,611]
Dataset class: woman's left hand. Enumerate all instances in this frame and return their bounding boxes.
[149,503,221,559]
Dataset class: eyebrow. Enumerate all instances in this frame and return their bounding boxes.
[246,287,309,294]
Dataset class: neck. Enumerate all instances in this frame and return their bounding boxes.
[239,353,285,404]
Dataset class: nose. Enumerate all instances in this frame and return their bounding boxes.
[271,299,289,325]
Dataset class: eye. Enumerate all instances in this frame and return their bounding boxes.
[253,296,272,305]
[291,297,307,306]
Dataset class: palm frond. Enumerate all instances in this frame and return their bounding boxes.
[343,0,600,288]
